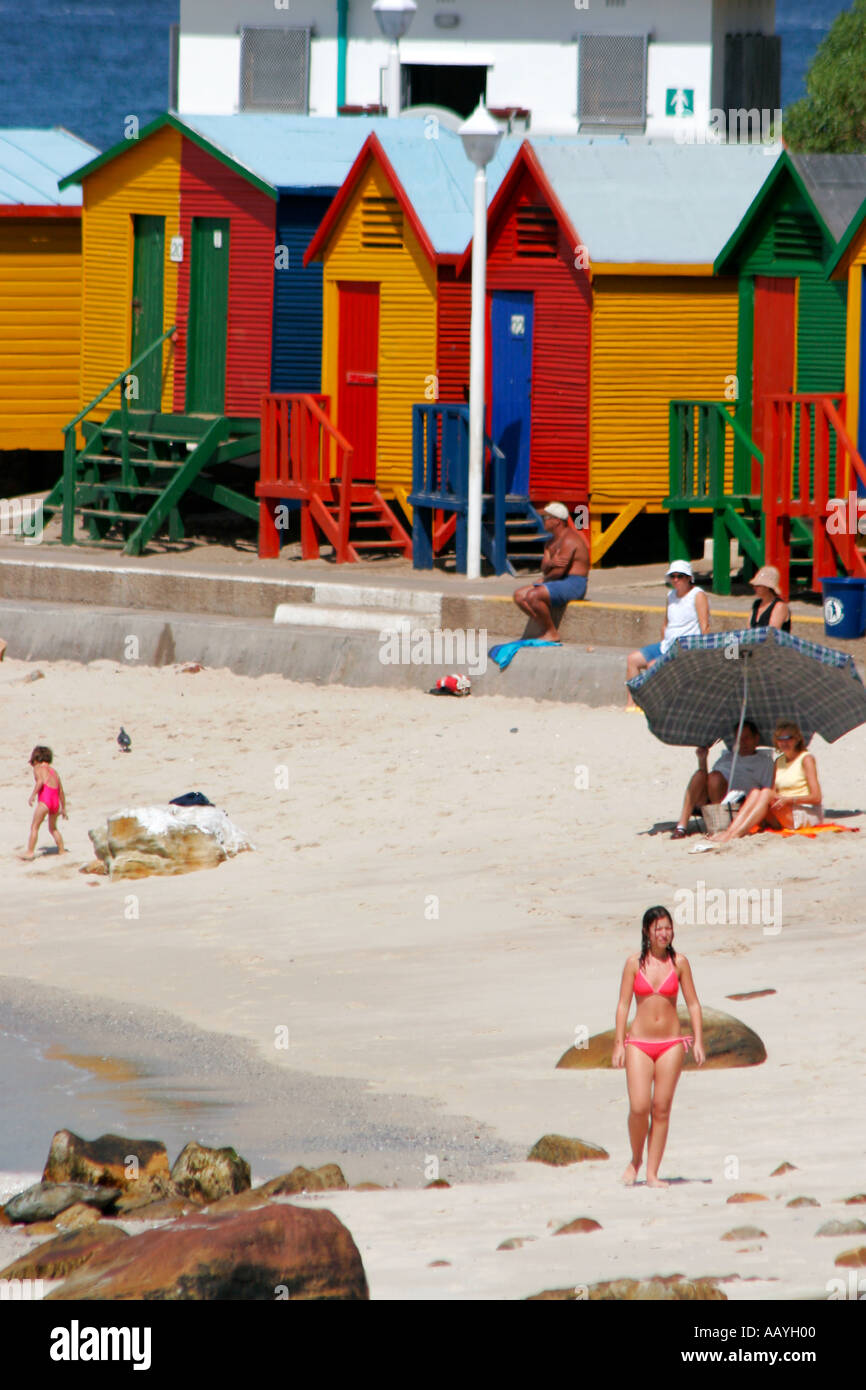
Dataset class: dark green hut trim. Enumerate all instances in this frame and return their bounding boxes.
[714,152,836,275]
[57,113,278,201]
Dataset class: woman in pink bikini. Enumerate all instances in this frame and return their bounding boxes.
[22,745,66,859]
[612,906,705,1187]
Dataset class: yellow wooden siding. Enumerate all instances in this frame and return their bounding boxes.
[590,276,739,505]
[320,161,437,495]
[0,219,81,450]
[81,125,181,419]
[842,231,866,465]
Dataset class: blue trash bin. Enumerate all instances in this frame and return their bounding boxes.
[820,576,866,639]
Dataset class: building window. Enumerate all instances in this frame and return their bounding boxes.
[361,196,404,250]
[240,27,311,113]
[400,64,488,119]
[578,33,647,127]
[723,33,781,141]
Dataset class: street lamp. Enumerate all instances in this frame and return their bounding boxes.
[459,103,503,579]
[372,0,417,118]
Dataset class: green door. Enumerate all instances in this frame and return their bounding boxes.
[131,215,165,410]
[186,217,230,413]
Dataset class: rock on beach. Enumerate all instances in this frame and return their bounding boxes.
[87,805,253,879]
[556,1007,766,1070]
[46,1203,369,1301]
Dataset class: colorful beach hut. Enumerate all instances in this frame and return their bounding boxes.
[303,125,518,506]
[712,152,866,489]
[827,177,866,495]
[0,128,97,454]
[453,139,781,559]
[49,114,403,551]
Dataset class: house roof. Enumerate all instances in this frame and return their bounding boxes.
[56,111,516,226]
[305,123,519,264]
[0,128,98,209]
[518,138,784,269]
[713,150,866,274]
[790,153,866,244]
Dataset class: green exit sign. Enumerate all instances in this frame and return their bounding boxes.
[665,88,694,117]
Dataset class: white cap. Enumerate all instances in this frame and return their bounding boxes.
[543,502,569,521]
[666,559,694,579]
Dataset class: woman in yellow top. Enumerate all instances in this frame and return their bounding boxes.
[712,720,822,842]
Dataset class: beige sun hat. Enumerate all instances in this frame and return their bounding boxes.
[750,565,781,593]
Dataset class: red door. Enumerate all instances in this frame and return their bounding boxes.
[338,282,380,480]
[752,276,796,491]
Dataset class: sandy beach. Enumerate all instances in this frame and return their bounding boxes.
[1,654,864,1300]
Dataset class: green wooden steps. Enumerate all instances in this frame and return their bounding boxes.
[44,411,261,555]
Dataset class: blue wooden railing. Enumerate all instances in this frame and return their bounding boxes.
[409,403,507,573]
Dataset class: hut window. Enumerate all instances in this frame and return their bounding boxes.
[516,204,558,258]
[578,33,647,128]
[240,27,311,113]
[773,213,822,261]
[361,196,404,249]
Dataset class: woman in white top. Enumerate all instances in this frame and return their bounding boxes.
[626,560,710,708]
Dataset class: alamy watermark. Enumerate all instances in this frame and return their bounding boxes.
[378,621,487,676]
[0,496,43,543]
[673,879,782,935]
[826,492,866,536]
[675,108,781,146]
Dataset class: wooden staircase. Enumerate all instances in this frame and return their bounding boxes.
[45,411,260,554]
[45,328,261,555]
[257,394,411,562]
[410,403,557,575]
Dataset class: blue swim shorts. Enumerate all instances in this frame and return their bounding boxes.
[535,574,588,605]
[640,641,664,662]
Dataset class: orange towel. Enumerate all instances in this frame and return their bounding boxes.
[748,821,860,839]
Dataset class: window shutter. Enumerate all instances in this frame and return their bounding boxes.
[578,33,647,127]
[516,204,558,259]
[240,27,311,113]
[361,196,404,250]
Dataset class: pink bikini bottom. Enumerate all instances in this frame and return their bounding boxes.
[625,1036,693,1061]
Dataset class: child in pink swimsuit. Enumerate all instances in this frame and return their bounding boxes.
[22,745,66,859]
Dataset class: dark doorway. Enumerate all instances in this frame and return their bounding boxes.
[400,64,487,118]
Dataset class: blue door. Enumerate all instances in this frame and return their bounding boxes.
[271,193,330,394]
[859,267,866,498]
[491,290,533,494]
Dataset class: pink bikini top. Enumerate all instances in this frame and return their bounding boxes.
[633,964,678,1000]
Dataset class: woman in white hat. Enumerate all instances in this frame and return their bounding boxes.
[625,561,710,707]
[749,566,791,633]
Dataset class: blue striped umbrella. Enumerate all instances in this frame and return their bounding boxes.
[627,627,866,748]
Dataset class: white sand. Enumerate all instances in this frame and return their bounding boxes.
[1,656,864,1300]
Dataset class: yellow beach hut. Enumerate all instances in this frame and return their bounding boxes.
[0,128,97,456]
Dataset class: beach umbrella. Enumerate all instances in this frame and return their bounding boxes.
[626,628,866,764]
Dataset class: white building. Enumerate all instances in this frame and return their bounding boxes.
[174,0,781,141]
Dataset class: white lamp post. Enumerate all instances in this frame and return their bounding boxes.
[372,0,417,118]
[459,103,503,579]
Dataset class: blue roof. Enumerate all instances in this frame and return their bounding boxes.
[528,138,785,264]
[180,114,519,253]
[0,128,98,207]
[180,113,399,193]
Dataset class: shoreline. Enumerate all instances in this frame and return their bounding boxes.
[0,974,521,1189]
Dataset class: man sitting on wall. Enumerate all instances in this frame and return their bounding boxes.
[512,503,589,641]
[671,720,774,839]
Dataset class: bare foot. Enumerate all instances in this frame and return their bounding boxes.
[645,1176,669,1189]
[621,1161,641,1185]
[17,852,35,861]
[537,631,561,643]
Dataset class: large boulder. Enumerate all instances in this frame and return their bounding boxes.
[4,1182,120,1225]
[87,805,253,879]
[258,1165,349,1197]
[528,1275,725,1301]
[47,1203,369,1301]
[556,1007,766,1070]
[43,1130,170,1197]
[527,1136,609,1166]
[0,1225,128,1281]
[170,1142,251,1204]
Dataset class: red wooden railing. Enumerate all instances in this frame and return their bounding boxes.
[257,393,355,561]
[762,393,866,592]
